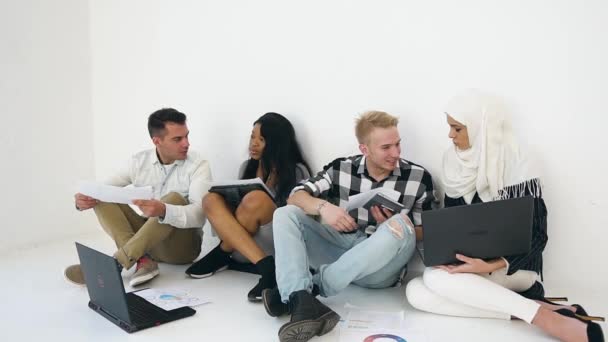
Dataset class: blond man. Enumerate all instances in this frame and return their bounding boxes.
[263,111,437,342]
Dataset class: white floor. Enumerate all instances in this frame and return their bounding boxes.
[2,231,604,342]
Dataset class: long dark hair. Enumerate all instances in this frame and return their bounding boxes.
[241,112,310,205]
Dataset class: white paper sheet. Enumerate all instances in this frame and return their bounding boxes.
[346,188,401,212]
[342,308,405,331]
[79,181,153,204]
[210,177,266,187]
[339,306,428,342]
[132,288,210,311]
[339,329,428,342]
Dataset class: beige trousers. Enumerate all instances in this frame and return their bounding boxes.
[94,192,201,269]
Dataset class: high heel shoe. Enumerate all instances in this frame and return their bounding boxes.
[555,309,604,342]
[570,304,605,321]
[544,297,589,316]
[540,298,605,322]
[554,307,605,323]
[568,305,605,321]
[574,311,605,323]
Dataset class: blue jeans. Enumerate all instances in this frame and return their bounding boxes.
[273,205,416,302]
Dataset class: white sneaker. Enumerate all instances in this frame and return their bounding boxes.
[129,257,159,287]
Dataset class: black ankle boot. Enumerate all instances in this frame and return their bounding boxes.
[247,255,276,302]
[263,285,321,317]
[277,290,340,342]
[263,287,289,317]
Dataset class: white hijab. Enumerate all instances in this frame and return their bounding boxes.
[441,90,540,203]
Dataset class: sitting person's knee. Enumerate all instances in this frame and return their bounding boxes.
[405,277,436,311]
[355,273,399,289]
[93,201,123,217]
[93,201,114,211]
[422,267,453,294]
[380,213,415,242]
[202,192,224,212]
[239,190,271,212]
[273,204,302,219]
[161,192,187,205]
[387,219,406,240]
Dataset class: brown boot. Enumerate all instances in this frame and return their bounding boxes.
[64,264,86,286]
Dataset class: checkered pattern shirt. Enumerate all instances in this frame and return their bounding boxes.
[291,155,437,233]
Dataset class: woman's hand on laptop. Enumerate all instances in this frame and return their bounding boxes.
[436,254,507,274]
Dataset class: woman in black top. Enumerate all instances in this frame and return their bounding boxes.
[406,90,603,342]
[186,113,310,302]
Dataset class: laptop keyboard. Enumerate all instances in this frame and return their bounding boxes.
[126,294,171,325]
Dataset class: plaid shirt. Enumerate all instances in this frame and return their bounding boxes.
[292,155,437,233]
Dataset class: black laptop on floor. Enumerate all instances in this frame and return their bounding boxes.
[420,196,534,266]
[75,242,196,333]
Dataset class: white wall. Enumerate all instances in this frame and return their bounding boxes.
[0,0,96,252]
[89,0,608,294]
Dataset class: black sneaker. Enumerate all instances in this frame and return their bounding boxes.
[185,244,231,278]
[278,290,340,342]
[247,256,276,302]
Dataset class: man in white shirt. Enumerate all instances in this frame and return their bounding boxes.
[65,108,212,287]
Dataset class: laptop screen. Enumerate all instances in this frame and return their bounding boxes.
[76,243,131,323]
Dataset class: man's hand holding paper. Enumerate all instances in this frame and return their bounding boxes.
[132,199,166,218]
[74,193,99,211]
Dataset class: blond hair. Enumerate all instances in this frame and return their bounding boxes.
[355,111,399,144]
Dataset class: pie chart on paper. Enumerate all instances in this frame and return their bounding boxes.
[363,334,407,342]
[159,294,182,301]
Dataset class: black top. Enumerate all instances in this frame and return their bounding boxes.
[444,188,548,299]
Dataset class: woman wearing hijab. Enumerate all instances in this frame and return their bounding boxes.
[405,90,604,342]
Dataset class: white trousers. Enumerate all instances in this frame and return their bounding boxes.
[405,267,541,323]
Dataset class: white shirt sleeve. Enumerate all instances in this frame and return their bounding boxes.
[104,157,133,187]
[159,159,212,229]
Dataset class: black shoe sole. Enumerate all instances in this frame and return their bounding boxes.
[278,311,340,342]
[186,265,228,279]
[247,294,262,303]
[262,289,289,317]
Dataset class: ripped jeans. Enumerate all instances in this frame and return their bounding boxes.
[273,205,416,302]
